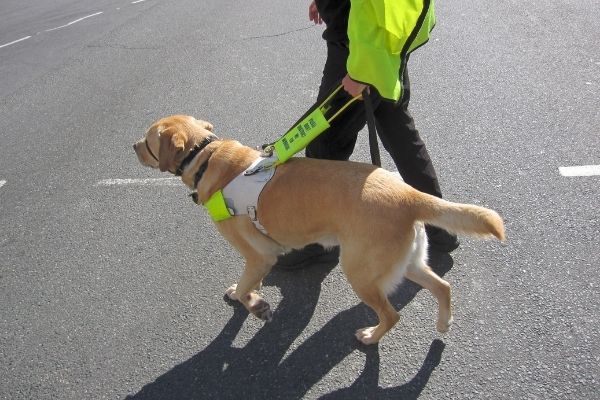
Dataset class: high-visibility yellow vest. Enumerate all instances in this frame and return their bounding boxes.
[347,0,436,101]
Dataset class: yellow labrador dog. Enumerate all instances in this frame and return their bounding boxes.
[133,115,505,345]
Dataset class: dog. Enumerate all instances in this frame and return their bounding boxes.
[133,115,505,345]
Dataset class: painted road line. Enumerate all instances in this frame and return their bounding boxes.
[559,165,600,177]
[0,180,6,189]
[45,12,104,32]
[0,36,32,49]
[2,2,151,50]
[96,178,180,186]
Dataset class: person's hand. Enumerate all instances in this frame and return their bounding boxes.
[309,1,322,24]
[342,74,368,98]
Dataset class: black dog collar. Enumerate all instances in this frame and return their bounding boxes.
[175,135,218,176]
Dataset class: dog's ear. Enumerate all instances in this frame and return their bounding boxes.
[158,127,186,172]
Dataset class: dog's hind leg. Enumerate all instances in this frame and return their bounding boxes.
[405,262,452,333]
[351,281,400,345]
[343,260,400,344]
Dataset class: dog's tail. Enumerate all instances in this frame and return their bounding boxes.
[412,190,505,241]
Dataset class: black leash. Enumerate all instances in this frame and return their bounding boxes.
[362,88,381,167]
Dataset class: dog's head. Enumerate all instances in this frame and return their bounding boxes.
[134,114,260,203]
[133,115,215,173]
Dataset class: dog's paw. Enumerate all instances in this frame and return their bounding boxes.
[355,326,380,345]
[436,316,453,333]
[250,299,273,322]
[225,284,238,301]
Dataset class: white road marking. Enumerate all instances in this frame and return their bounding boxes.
[2,1,153,50]
[45,12,104,32]
[559,165,600,177]
[96,178,180,186]
[0,180,6,189]
[0,36,32,49]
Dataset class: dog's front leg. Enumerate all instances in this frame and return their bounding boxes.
[226,263,273,322]
[217,218,280,322]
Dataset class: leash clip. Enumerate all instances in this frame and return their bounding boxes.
[259,144,274,158]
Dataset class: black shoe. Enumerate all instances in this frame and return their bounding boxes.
[275,244,340,270]
[426,226,460,253]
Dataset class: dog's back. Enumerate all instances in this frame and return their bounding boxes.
[260,158,504,246]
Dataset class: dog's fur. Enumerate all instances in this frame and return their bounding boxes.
[134,115,505,344]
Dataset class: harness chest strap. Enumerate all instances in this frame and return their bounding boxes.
[204,190,231,222]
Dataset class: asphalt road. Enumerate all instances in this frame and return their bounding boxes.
[1,0,598,399]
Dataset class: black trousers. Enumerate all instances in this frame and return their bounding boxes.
[305,41,443,199]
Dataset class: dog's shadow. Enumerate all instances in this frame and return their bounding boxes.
[126,251,453,399]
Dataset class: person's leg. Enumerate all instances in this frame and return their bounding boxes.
[373,67,443,197]
[374,66,459,252]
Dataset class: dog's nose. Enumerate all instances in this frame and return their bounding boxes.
[132,143,137,151]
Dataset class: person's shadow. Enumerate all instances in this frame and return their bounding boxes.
[126,251,453,399]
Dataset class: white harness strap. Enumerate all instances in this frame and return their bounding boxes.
[221,157,276,233]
